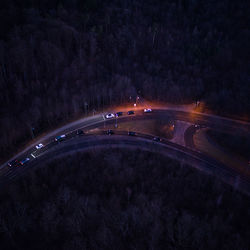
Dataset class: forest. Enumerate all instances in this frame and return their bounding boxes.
[0,149,250,249]
[0,0,249,159]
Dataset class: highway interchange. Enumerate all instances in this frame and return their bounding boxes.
[1,108,250,195]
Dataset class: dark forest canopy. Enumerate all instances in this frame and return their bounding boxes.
[0,149,250,249]
[0,0,249,159]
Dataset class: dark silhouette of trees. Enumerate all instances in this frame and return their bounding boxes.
[0,0,249,160]
[0,149,250,249]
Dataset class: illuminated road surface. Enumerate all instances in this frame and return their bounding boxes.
[1,106,250,194]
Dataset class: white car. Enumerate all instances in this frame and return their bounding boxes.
[35,143,44,149]
[144,108,152,113]
[105,113,115,119]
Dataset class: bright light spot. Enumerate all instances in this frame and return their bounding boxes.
[134,103,136,107]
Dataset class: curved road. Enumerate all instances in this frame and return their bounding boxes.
[1,108,250,194]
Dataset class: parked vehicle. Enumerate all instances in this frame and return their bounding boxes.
[8,159,21,167]
[128,131,136,136]
[116,112,123,117]
[127,110,135,115]
[77,129,84,135]
[105,113,115,119]
[35,143,44,149]
[107,130,114,135]
[55,134,66,142]
[144,108,152,113]
[153,137,162,142]
[20,158,30,165]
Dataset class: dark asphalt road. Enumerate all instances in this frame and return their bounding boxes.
[184,125,198,149]
[1,134,250,195]
[1,109,249,195]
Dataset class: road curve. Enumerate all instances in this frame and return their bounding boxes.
[1,108,250,195]
[2,108,250,168]
[2,109,249,167]
[1,133,250,196]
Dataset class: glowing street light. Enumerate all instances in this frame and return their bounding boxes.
[134,103,137,107]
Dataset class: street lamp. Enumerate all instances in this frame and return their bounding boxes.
[134,95,139,108]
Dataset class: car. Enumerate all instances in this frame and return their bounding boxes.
[77,129,84,135]
[8,159,21,167]
[127,110,135,115]
[116,112,123,117]
[144,108,152,113]
[107,129,114,135]
[20,158,30,165]
[35,143,44,150]
[194,124,200,128]
[55,134,66,142]
[153,137,162,142]
[105,113,115,119]
[128,131,136,136]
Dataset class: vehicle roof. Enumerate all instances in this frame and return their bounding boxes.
[56,134,65,138]
[21,158,29,162]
